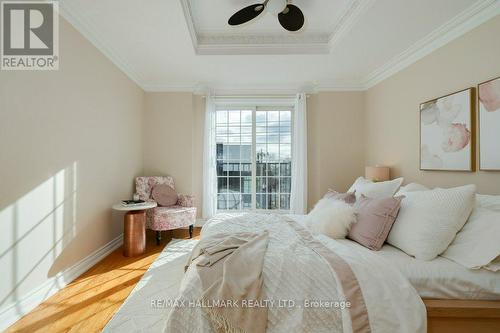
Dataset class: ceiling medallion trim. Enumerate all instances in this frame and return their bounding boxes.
[180,0,370,55]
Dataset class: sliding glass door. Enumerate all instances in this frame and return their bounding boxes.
[215,107,293,212]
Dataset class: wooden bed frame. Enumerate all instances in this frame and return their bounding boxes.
[424,299,500,333]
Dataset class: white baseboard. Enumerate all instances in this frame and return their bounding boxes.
[0,234,123,332]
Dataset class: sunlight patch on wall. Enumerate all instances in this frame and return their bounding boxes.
[0,162,78,308]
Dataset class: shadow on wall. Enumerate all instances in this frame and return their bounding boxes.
[0,162,78,315]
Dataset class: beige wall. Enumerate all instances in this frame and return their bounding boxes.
[365,16,500,194]
[0,18,143,311]
[142,93,204,217]
[307,92,366,209]
[142,92,365,214]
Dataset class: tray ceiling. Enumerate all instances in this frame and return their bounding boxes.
[59,0,500,92]
[182,0,369,54]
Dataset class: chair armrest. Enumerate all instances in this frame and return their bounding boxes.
[177,194,195,207]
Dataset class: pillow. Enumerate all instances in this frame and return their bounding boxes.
[397,183,430,194]
[323,189,356,204]
[305,198,357,239]
[387,184,476,260]
[152,184,178,207]
[348,195,404,251]
[484,256,500,272]
[348,177,404,199]
[476,194,500,212]
[441,207,500,270]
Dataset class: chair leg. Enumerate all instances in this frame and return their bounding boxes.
[189,225,193,239]
[156,231,161,245]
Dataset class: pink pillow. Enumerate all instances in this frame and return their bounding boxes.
[323,189,356,205]
[348,194,404,250]
[152,184,178,207]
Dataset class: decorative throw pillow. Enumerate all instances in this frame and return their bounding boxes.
[441,207,500,270]
[387,184,476,260]
[305,198,357,239]
[348,177,404,199]
[397,183,430,195]
[348,195,404,251]
[323,189,356,204]
[152,184,178,207]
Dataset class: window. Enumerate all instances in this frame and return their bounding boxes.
[216,107,292,211]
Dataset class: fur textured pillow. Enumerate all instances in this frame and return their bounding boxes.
[323,189,357,204]
[305,198,357,239]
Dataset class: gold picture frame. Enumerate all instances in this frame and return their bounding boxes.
[478,76,500,171]
[419,88,475,172]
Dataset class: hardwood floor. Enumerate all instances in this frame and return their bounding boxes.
[6,228,201,333]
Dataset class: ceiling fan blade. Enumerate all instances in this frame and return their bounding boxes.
[278,4,304,31]
[228,4,266,26]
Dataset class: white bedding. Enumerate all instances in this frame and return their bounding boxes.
[288,214,500,301]
[166,213,426,333]
[370,244,500,300]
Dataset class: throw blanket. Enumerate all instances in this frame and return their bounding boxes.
[165,213,426,333]
[188,231,270,333]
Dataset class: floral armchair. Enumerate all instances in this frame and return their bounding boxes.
[135,176,196,245]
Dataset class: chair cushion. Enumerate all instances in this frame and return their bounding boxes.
[147,206,197,230]
[152,184,178,207]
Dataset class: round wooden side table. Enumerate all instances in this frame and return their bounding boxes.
[112,202,157,257]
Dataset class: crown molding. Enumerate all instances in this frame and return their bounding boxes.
[316,84,367,92]
[141,84,196,93]
[362,0,500,89]
[327,0,376,50]
[141,82,366,94]
[59,0,145,88]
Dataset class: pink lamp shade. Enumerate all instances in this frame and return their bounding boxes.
[365,166,390,182]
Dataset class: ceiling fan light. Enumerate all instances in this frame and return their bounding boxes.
[267,0,287,16]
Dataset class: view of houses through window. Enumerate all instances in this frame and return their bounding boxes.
[216,108,292,211]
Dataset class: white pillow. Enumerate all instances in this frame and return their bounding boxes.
[476,194,500,212]
[305,198,357,239]
[397,183,430,194]
[348,177,404,199]
[484,256,500,272]
[441,207,500,270]
[387,184,476,260]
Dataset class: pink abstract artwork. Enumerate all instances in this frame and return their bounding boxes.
[420,89,473,171]
[479,77,500,170]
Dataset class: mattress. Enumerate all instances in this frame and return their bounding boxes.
[287,214,500,300]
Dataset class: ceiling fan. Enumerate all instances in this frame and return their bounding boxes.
[228,0,305,32]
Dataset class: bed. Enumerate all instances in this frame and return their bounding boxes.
[165,213,500,333]
[289,214,500,301]
[166,213,428,332]
[291,213,500,332]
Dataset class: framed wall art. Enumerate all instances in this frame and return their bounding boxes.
[478,76,500,171]
[420,88,475,171]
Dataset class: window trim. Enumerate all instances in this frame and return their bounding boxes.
[214,103,294,213]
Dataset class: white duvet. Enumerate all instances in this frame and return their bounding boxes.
[165,213,426,333]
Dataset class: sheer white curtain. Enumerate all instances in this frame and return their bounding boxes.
[290,93,308,214]
[202,95,217,218]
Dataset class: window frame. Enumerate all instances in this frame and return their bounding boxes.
[214,101,294,214]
